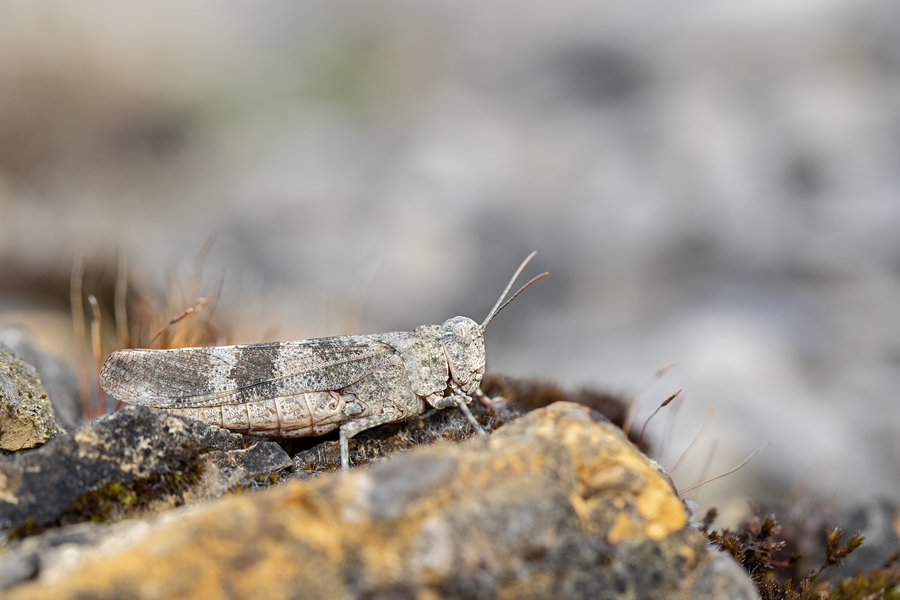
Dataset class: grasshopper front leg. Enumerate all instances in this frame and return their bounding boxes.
[431,381,487,436]
[449,381,488,435]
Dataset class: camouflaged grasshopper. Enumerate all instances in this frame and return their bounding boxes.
[100,253,547,471]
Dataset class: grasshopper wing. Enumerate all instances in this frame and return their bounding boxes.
[100,336,398,409]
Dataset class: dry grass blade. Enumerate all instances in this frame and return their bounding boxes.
[87,295,104,417]
[70,256,93,421]
[669,407,714,475]
[679,443,770,494]
[115,251,129,349]
[148,293,212,349]
[623,363,677,436]
[694,438,718,494]
[637,389,681,448]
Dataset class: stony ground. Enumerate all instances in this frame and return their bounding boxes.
[1,0,899,527]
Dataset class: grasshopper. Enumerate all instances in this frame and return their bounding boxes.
[100,253,547,471]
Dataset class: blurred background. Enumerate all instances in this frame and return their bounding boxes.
[1,0,899,521]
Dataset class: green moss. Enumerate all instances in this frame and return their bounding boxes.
[224,468,292,495]
[8,448,206,540]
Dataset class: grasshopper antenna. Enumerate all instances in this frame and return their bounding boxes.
[481,251,549,330]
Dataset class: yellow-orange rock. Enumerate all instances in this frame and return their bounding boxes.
[6,402,758,600]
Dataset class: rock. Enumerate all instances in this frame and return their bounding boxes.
[0,324,82,432]
[290,377,632,475]
[0,347,67,452]
[827,499,900,581]
[3,402,758,600]
[290,397,497,474]
[0,405,291,538]
[0,508,205,591]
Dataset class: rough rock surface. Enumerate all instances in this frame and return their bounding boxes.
[290,375,639,476]
[0,347,67,453]
[827,499,900,581]
[0,405,291,537]
[0,324,82,432]
[4,402,758,600]
[290,400,495,475]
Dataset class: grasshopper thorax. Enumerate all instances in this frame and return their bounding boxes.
[440,316,485,395]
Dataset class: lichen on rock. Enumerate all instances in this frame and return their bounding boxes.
[0,325,82,433]
[0,347,67,453]
[3,401,759,600]
[0,405,291,539]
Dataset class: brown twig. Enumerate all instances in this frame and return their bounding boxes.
[87,295,104,417]
[115,251,130,350]
[623,363,677,436]
[70,257,93,421]
[637,389,681,448]
[148,293,211,348]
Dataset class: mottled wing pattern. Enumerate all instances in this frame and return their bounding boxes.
[99,336,398,408]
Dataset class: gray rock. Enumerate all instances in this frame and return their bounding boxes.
[2,402,758,599]
[0,324,82,432]
[0,512,195,591]
[0,348,67,453]
[0,552,38,591]
[0,405,291,537]
[827,499,900,581]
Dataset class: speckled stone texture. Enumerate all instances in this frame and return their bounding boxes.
[4,402,758,600]
[0,405,291,536]
[0,347,66,453]
[0,325,82,433]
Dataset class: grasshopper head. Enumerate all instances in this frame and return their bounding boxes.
[440,316,485,395]
[439,252,548,399]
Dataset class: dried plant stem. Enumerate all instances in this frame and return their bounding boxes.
[115,251,129,349]
[637,389,681,448]
[88,295,104,417]
[660,392,684,464]
[679,443,769,494]
[148,293,211,348]
[623,363,677,436]
[669,408,714,474]
[70,257,92,421]
[691,439,718,496]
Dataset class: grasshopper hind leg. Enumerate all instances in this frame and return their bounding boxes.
[339,413,402,472]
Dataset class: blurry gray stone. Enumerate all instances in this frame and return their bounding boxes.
[827,499,900,581]
[0,348,66,453]
[0,514,188,591]
[0,324,82,432]
[0,552,38,591]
